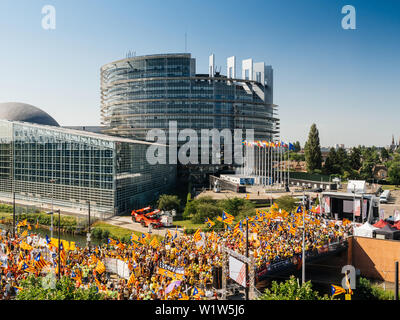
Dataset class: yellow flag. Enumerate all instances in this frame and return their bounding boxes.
[69,242,76,251]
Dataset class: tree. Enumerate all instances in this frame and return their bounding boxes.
[294,141,301,153]
[157,194,181,211]
[380,148,390,163]
[388,162,400,185]
[274,196,298,212]
[349,147,362,171]
[304,124,322,172]
[258,276,331,300]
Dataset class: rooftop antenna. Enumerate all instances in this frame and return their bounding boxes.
[185,32,187,52]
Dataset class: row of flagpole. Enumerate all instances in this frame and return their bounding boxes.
[240,141,293,187]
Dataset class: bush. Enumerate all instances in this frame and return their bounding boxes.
[355,277,394,300]
[274,196,298,212]
[157,194,181,212]
[16,274,104,300]
[101,229,110,240]
[258,276,331,300]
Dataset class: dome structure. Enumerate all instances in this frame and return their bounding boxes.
[0,102,59,126]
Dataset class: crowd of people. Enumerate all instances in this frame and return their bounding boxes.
[0,204,352,300]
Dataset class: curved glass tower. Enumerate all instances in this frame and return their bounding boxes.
[100,53,279,141]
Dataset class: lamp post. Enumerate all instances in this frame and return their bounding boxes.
[57,209,61,280]
[49,179,56,238]
[12,191,15,238]
[87,200,91,252]
[353,185,356,224]
[245,217,249,300]
[302,186,306,285]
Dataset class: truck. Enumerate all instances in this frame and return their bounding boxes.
[131,207,164,228]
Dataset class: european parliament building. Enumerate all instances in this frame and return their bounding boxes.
[100,53,279,182]
[0,103,176,216]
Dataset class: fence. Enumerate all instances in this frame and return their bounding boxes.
[289,172,332,183]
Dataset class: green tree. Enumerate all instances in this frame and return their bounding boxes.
[294,141,301,153]
[157,194,181,211]
[258,276,331,300]
[380,148,390,163]
[349,146,362,171]
[274,195,298,212]
[388,162,400,185]
[304,124,322,172]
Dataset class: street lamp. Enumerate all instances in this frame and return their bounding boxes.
[49,179,57,238]
[301,186,306,285]
[57,209,61,280]
[352,185,356,224]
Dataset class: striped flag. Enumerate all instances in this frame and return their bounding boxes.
[34,253,48,270]
[127,272,136,287]
[331,284,346,297]
[149,237,159,248]
[193,229,202,242]
[205,218,215,228]
[22,262,36,273]
[95,260,106,274]
[221,211,234,224]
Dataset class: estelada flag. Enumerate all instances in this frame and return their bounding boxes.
[331,284,346,297]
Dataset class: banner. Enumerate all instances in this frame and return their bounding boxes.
[362,199,368,220]
[229,256,246,287]
[354,200,361,217]
[324,197,330,213]
[104,258,130,279]
[158,261,185,275]
[157,267,185,280]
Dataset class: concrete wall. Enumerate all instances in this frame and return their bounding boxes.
[349,236,400,283]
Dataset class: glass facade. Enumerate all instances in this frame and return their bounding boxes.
[0,120,176,216]
[100,53,279,142]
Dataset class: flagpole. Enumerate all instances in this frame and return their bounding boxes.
[302,187,305,285]
[245,218,249,300]
[58,208,61,280]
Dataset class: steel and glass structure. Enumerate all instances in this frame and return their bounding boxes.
[100,53,279,141]
[0,119,176,216]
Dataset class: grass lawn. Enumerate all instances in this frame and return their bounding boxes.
[92,222,163,242]
[382,185,400,190]
[172,219,206,230]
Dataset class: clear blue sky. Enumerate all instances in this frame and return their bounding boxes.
[0,0,399,147]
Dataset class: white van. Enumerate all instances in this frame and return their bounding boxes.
[379,190,390,203]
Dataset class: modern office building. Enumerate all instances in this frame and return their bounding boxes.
[0,103,176,216]
[101,53,278,140]
[100,53,279,183]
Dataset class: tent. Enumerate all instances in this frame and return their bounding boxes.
[393,221,400,230]
[353,222,379,238]
[373,219,388,228]
[373,224,400,240]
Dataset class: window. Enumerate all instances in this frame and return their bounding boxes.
[245,69,249,80]
[256,72,262,83]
